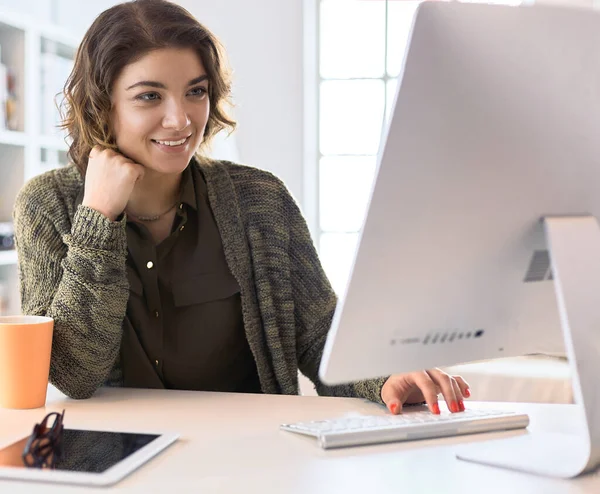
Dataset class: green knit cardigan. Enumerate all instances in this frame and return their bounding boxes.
[13,159,386,402]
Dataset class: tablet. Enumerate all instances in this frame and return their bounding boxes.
[0,428,179,486]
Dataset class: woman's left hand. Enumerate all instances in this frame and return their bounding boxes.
[380,369,471,415]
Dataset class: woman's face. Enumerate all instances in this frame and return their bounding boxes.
[110,47,210,175]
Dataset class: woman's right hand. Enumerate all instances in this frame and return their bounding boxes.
[81,146,145,221]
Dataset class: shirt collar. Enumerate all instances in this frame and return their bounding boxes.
[179,161,198,211]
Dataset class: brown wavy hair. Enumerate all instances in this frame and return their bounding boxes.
[60,0,236,175]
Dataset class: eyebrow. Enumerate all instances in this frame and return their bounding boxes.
[126,75,209,91]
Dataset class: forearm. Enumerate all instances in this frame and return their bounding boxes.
[314,375,387,404]
[284,182,387,405]
[17,205,129,399]
[299,329,387,404]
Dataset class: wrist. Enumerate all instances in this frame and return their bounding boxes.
[71,205,127,254]
[81,200,117,222]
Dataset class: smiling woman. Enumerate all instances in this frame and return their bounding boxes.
[60,0,234,177]
[12,0,469,416]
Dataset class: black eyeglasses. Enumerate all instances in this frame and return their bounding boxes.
[22,410,65,469]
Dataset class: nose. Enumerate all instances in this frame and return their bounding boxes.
[162,99,191,131]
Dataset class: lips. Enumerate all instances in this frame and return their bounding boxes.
[151,135,192,147]
[150,134,194,155]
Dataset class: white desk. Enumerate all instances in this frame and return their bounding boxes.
[0,387,598,493]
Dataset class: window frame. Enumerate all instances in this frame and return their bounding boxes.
[306,0,532,292]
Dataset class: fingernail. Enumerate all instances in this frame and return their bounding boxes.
[464,388,471,398]
[450,401,459,413]
[431,403,440,415]
[458,400,465,411]
[390,403,398,414]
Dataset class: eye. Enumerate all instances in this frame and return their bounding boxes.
[189,86,208,98]
[136,92,160,102]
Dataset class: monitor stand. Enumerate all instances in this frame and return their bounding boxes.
[456,215,600,478]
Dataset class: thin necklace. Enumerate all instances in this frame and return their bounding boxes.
[127,201,180,222]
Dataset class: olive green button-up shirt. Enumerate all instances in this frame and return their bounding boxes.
[121,165,262,393]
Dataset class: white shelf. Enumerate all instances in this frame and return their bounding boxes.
[0,130,26,147]
[0,9,27,31]
[0,7,77,314]
[0,250,17,266]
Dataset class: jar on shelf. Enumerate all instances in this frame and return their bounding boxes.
[0,45,7,130]
[5,68,17,131]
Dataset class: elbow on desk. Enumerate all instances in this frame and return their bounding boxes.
[49,371,105,400]
[63,386,99,400]
[47,336,122,400]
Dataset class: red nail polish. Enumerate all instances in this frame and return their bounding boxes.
[432,403,441,415]
[458,400,465,411]
[450,401,459,413]
[390,403,398,414]
[464,388,471,398]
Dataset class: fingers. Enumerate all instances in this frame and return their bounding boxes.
[380,377,405,415]
[124,160,145,182]
[89,146,145,180]
[381,372,471,416]
[88,145,118,163]
[112,150,145,181]
[381,373,433,415]
[411,372,441,415]
[454,375,471,398]
[427,369,464,413]
[451,378,465,411]
[83,146,145,221]
[88,145,103,160]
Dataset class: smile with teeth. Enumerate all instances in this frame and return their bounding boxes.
[152,136,190,146]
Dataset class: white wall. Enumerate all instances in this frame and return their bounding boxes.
[0,0,305,204]
[0,0,52,19]
[175,0,305,204]
[8,0,592,214]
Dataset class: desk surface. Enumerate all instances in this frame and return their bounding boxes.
[0,387,598,493]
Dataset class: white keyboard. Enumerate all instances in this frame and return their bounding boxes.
[281,409,529,449]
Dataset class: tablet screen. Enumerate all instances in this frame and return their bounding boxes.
[0,429,160,473]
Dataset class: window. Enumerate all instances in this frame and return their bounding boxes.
[315,0,522,294]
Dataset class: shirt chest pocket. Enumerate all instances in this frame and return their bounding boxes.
[172,272,240,307]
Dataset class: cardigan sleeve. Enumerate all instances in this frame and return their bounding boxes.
[283,186,388,404]
[13,173,130,399]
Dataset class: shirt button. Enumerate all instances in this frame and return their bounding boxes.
[179,204,183,210]
[146,261,154,269]
[179,225,185,232]
[154,311,160,318]
[155,359,159,367]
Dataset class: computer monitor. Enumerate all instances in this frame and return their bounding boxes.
[318,2,600,478]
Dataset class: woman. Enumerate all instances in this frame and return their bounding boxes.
[14,0,470,415]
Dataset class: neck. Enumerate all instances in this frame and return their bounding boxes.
[127,168,182,219]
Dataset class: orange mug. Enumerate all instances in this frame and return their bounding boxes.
[0,316,54,409]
